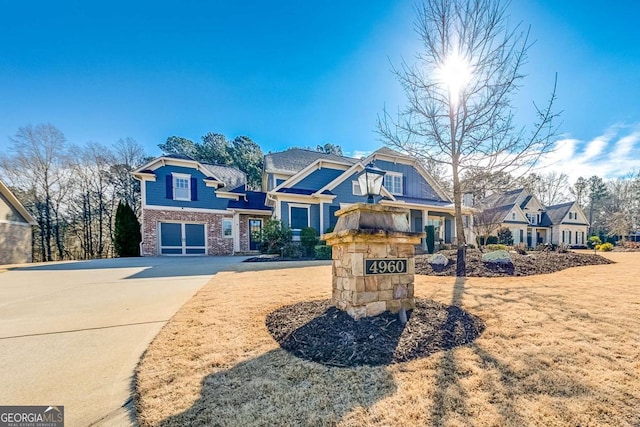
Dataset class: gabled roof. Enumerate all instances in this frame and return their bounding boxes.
[544,201,586,226]
[0,180,37,225]
[477,188,525,209]
[364,147,452,203]
[132,155,246,190]
[264,148,356,174]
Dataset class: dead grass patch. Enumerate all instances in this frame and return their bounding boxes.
[135,253,640,426]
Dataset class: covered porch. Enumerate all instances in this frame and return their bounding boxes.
[527,227,550,247]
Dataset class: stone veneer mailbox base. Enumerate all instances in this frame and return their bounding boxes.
[322,204,424,319]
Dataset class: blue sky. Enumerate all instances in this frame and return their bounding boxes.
[1,1,639,182]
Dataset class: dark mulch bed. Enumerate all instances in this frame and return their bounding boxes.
[266,299,485,367]
[243,256,318,262]
[416,250,614,277]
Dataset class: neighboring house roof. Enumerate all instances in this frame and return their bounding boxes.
[0,180,37,225]
[545,201,588,226]
[264,148,356,174]
[478,189,588,227]
[477,188,525,209]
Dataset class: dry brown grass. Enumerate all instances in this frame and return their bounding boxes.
[135,254,640,426]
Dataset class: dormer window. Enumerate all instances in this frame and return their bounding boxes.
[383,172,403,195]
[173,173,191,201]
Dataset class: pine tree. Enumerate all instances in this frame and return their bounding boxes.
[114,201,141,257]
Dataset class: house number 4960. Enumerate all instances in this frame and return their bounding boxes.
[365,259,408,275]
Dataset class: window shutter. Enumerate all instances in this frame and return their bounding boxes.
[402,176,406,195]
[191,177,198,201]
[166,175,173,199]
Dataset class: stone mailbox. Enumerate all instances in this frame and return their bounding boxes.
[321,203,424,319]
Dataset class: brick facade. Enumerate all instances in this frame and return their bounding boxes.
[0,223,33,264]
[141,209,234,256]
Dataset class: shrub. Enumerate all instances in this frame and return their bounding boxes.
[485,244,507,251]
[425,225,435,254]
[485,235,498,245]
[300,227,319,257]
[596,242,613,252]
[114,201,141,257]
[281,242,304,258]
[259,219,292,254]
[535,243,556,252]
[314,244,332,260]
[588,235,602,249]
[514,243,527,255]
[496,227,514,245]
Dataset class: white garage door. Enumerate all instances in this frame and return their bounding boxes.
[159,222,206,255]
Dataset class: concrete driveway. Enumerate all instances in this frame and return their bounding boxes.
[0,256,246,426]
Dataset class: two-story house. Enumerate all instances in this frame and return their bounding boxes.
[132,154,272,256]
[264,147,472,248]
[476,188,589,247]
[133,147,474,256]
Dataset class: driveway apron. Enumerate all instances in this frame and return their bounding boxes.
[0,256,245,426]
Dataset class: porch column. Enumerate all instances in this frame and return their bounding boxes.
[233,212,240,253]
[319,201,324,234]
[422,209,429,250]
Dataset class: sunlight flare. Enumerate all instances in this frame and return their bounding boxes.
[437,51,472,104]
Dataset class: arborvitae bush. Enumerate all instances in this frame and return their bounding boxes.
[426,225,435,254]
[114,201,141,257]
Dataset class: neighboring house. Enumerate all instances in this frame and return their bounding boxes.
[0,180,37,264]
[132,154,272,256]
[476,188,589,247]
[264,147,473,248]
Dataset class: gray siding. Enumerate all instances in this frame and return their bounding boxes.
[0,192,26,223]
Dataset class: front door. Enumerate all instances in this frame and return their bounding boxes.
[249,219,262,251]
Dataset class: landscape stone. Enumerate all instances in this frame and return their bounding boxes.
[429,253,449,267]
[482,250,513,264]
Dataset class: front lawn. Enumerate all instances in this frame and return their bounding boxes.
[135,252,640,426]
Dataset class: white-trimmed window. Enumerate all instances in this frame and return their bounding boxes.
[383,172,403,195]
[222,218,233,238]
[289,204,310,229]
[173,173,191,201]
[511,213,516,220]
[352,180,362,196]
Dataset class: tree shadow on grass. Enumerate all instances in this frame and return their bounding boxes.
[431,277,593,426]
[155,349,397,427]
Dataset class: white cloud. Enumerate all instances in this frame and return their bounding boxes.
[346,150,373,159]
[536,124,640,183]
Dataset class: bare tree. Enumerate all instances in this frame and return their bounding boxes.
[111,137,146,214]
[0,124,71,261]
[473,207,507,248]
[378,0,559,275]
[522,172,570,206]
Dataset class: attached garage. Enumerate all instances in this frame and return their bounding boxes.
[158,222,206,255]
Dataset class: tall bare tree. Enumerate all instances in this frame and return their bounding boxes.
[378,0,559,275]
[0,124,71,261]
[522,172,570,206]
